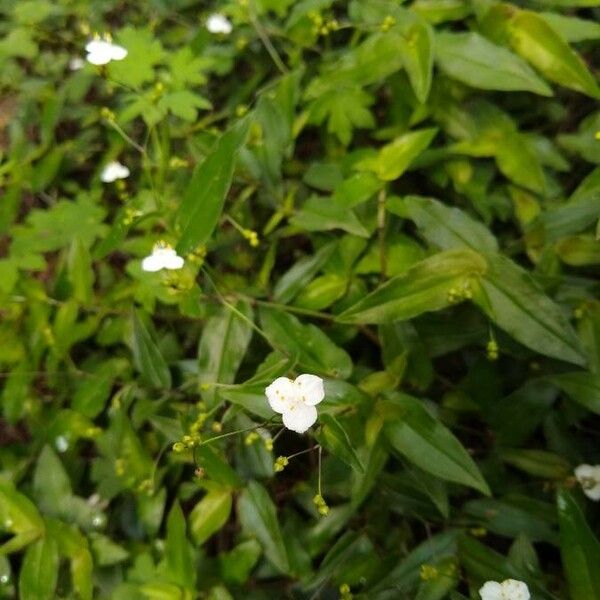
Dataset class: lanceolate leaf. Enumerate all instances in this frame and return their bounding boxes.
[435,31,552,95]
[382,394,490,495]
[403,196,498,254]
[400,21,435,103]
[357,128,438,181]
[198,299,254,407]
[473,255,587,366]
[176,118,249,254]
[238,481,290,575]
[548,371,600,414]
[557,488,600,600]
[400,196,587,365]
[260,307,353,378]
[131,310,171,389]
[507,9,600,99]
[18,536,59,600]
[338,249,487,324]
[316,414,365,473]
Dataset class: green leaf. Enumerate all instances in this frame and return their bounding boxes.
[473,254,587,366]
[32,446,72,517]
[548,371,600,414]
[382,394,490,494]
[132,310,171,389]
[108,27,165,88]
[274,242,336,303]
[158,90,211,122]
[163,502,195,589]
[195,446,244,489]
[402,195,498,254]
[540,12,600,42]
[176,119,249,255]
[499,448,570,479]
[338,249,487,324]
[371,531,457,596]
[189,488,232,546]
[435,32,552,95]
[238,481,290,574]
[307,85,375,145]
[400,21,435,103]
[291,196,370,237]
[316,414,364,473]
[0,479,44,554]
[219,539,262,585]
[67,237,94,303]
[555,235,600,266]
[198,300,254,407]
[19,536,59,600]
[357,128,438,181]
[260,306,353,378]
[506,9,600,99]
[294,274,347,311]
[557,488,600,600]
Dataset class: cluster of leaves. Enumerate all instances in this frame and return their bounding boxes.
[0,0,599,598]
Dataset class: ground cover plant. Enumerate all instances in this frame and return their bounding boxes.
[0,0,599,598]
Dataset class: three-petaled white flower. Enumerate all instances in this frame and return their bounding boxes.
[206,13,233,35]
[575,464,600,501]
[141,242,185,272]
[265,375,324,434]
[85,37,128,65]
[100,161,130,183]
[479,579,530,600]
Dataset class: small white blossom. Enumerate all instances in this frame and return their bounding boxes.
[265,374,324,434]
[100,161,130,183]
[206,13,233,35]
[575,464,600,501]
[85,37,128,66]
[479,579,530,600]
[69,57,85,71]
[141,242,184,272]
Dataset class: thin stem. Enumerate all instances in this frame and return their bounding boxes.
[200,416,277,447]
[318,446,323,497]
[248,5,288,74]
[105,118,146,155]
[202,268,273,344]
[253,298,334,321]
[287,444,319,461]
[378,188,387,280]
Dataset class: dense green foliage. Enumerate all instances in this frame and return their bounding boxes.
[1,0,600,598]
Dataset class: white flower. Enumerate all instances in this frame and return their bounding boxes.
[141,242,184,272]
[480,579,530,600]
[100,161,130,183]
[265,374,324,434]
[575,464,600,501]
[69,57,85,71]
[85,38,128,65]
[206,13,233,35]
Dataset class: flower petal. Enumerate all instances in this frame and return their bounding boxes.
[295,374,325,406]
[110,44,128,60]
[206,14,233,34]
[163,252,184,270]
[282,403,317,434]
[478,581,503,600]
[85,40,108,54]
[575,464,595,482]
[141,254,164,272]
[583,484,600,501]
[265,377,295,413]
[501,579,530,600]
[87,51,112,65]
